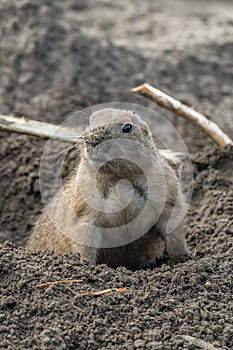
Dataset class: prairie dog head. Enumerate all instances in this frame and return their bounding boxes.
[81,108,158,176]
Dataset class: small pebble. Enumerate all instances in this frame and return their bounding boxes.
[134,339,146,348]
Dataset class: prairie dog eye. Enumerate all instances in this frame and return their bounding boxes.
[122,123,132,133]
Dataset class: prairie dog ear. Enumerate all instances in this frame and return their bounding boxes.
[141,121,151,137]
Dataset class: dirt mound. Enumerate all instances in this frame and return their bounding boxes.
[1,242,232,349]
[0,130,77,245]
[186,146,233,257]
[0,131,44,245]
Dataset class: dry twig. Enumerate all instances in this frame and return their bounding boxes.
[0,114,81,142]
[78,287,128,297]
[37,279,83,287]
[132,83,233,147]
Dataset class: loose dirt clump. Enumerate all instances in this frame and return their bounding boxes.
[1,242,232,349]
[186,145,233,258]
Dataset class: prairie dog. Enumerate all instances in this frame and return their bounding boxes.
[27,108,190,270]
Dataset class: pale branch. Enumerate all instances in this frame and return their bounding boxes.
[0,114,184,164]
[132,83,233,148]
[0,114,81,143]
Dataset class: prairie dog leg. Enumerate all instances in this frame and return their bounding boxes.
[164,228,191,265]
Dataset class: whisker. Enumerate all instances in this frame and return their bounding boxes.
[47,145,75,164]
[68,104,86,112]
[84,97,93,108]
[64,148,79,168]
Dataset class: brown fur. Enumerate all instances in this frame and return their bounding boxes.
[27,108,190,270]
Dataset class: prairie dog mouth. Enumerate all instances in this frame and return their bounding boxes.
[85,135,128,164]
[85,141,112,163]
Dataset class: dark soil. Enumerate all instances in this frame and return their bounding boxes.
[0,0,233,349]
[1,242,232,350]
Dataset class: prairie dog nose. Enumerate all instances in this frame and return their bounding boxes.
[86,137,102,147]
[85,130,105,147]
[84,126,113,147]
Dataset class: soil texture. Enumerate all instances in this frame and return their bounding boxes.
[0,1,232,349]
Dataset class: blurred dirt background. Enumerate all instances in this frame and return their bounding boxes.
[0,1,233,349]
